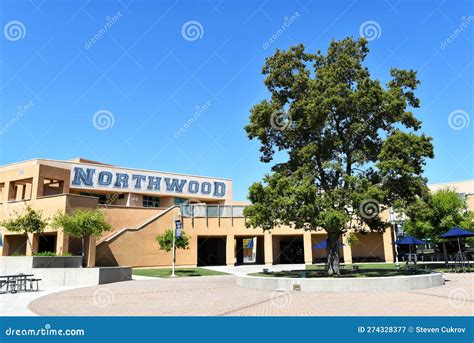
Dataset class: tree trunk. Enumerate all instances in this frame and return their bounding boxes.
[442,242,448,266]
[25,232,34,255]
[81,235,86,267]
[327,231,341,275]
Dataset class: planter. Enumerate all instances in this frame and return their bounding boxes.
[32,256,82,268]
[236,272,444,292]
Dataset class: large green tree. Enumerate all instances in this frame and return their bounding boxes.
[244,37,434,274]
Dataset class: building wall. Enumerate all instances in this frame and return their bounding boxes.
[1,158,470,267]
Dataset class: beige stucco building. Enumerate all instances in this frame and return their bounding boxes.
[0,158,472,267]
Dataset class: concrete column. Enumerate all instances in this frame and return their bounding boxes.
[303,231,313,265]
[342,233,353,264]
[2,181,11,202]
[264,231,273,266]
[56,230,69,255]
[383,229,394,263]
[226,234,235,266]
[86,236,97,267]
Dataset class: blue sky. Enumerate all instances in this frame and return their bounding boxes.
[0,0,473,201]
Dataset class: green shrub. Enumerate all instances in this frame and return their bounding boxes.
[34,251,56,256]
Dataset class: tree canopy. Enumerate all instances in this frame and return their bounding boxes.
[404,189,474,242]
[243,37,434,274]
[51,209,112,239]
[1,205,47,254]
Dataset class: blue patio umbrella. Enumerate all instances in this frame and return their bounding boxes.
[313,239,345,249]
[394,236,428,255]
[439,227,474,255]
[394,236,428,245]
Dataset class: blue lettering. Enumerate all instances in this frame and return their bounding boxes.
[147,176,161,191]
[132,174,146,189]
[201,182,211,194]
[71,167,95,187]
[98,171,113,186]
[114,173,129,188]
[165,178,187,193]
[188,181,199,194]
[213,182,226,197]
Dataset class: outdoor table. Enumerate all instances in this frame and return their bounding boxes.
[0,274,34,293]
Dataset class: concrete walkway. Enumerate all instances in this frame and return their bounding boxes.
[204,264,307,276]
[0,285,82,316]
[27,273,474,316]
[0,275,151,316]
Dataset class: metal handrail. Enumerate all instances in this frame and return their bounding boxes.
[180,204,245,218]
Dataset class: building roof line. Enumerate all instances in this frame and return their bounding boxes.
[0,157,232,181]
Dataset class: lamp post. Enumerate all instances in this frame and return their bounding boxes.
[389,209,406,266]
[171,208,177,277]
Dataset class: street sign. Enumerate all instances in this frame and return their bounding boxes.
[175,220,182,238]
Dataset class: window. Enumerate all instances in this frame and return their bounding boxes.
[174,197,187,205]
[143,196,160,208]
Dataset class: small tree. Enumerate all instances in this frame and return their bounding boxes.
[156,229,190,252]
[404,189,474,241]
[404,189,474,262]
[51,209,112,266]
[1,205,47,255]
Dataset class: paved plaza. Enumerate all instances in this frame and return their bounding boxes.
[27,272,474,316]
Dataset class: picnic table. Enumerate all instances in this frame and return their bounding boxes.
[0,274,41,293]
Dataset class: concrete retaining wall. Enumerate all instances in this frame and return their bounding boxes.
[0,256,131,288]
[0,257,33,275]
[236,273,444,292]
[33,267,132,288]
